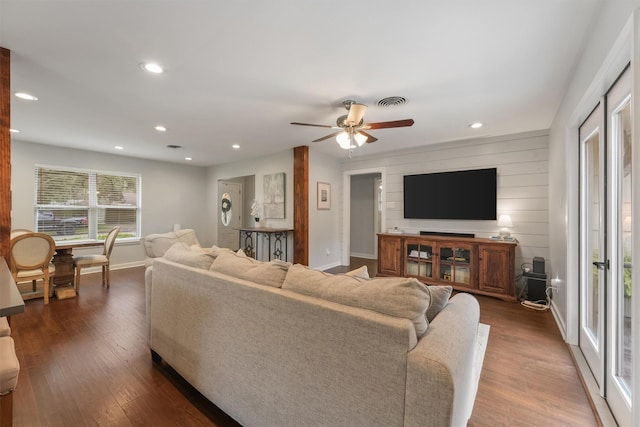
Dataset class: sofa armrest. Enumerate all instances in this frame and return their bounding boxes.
[404,293,480,427]
[142,229,199,258]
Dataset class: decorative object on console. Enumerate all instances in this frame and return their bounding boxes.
[317,182,331,210]
[263,172,285,219]
[250,199,263,226]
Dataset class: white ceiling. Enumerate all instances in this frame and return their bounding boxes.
[0,1,602,167]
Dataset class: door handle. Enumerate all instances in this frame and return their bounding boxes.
[592,260,609,270]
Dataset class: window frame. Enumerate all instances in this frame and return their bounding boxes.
[34,164,142,242]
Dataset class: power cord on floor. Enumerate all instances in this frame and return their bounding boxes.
[516,262,550,311]
[521,286,551,311]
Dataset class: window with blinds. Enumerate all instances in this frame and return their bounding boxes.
[34,166,141,241]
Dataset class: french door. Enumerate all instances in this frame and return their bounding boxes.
[579,67,632,426]
[579,102,605,386]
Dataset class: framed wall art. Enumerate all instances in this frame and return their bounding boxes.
[317,182,330,210]
[263,172,285,219]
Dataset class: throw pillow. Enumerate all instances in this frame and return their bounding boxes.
[282,264,430,336]
[209,252,290,288]
[174,229,200,246]
[163,242,216,270]
[345,265,370,279]
[425,285,453,321]
[208,245,236,259]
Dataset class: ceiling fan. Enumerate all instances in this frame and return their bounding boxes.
[291,100,414,149]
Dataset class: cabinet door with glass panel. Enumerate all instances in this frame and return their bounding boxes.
[404,239,435,280]
[437,242,474,288]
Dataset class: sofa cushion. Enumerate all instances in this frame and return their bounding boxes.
[209,252,290,288]
[425,285,453,321]
[163,242,216,270]
[282,264,431,336]
[345,265,370,278]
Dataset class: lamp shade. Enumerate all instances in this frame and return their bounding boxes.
[497,215,513,228]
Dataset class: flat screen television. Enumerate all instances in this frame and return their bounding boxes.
[403,168,497,220]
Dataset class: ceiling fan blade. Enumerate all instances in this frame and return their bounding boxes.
[291,122,336,129]
[312,131,343,143]
[358,131,378,143]
[362,119,415,130]
[346,103,367,125]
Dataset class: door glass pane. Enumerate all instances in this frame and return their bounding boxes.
[586,132,601,346]
[616,101,632,393]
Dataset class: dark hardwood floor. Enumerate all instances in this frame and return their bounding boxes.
[7,262,598,426]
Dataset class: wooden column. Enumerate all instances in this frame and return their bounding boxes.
[293,146,308,265]
[0,47,10,259]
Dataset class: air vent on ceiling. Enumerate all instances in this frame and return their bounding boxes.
[377,96,407,107]
[166,144,183,149]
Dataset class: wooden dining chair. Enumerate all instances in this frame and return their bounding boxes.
[10,229,32,240]
[73,226,120,292]
[9,232,56,304]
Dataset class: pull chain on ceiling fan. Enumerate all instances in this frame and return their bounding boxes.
[291,100,414,150]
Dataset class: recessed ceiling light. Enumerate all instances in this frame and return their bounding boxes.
[9,128,20,133]
[154,125,167,132]
[185,157,192,161]
[140,62,164,74]
[469,122,483,129]
[232,144,240,149]
[114,146,124,150]
[15,92,38,101]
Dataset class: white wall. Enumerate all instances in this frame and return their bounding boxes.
[309,147,343,269]
[341,130,550,274]
[206,150,294,259]
[548,1,635,342]
[11,140,208,267]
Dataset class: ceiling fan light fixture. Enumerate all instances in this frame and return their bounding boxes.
[336,131,353,149]
[354,132,367,146]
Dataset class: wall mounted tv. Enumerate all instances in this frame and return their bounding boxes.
[403,168,497,220]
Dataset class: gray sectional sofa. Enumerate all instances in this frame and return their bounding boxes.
[145,246,481,427]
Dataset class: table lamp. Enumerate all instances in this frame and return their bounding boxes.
[497,215,513,238]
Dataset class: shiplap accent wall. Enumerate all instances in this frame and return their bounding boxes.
[342,130,549,271]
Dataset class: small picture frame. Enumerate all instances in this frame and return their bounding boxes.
[317,182,331,210]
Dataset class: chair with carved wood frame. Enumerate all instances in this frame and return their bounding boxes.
[73,226,120,292]
[9,232,56,305]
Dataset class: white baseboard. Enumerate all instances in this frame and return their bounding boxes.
[349,252,376,260]
[314,261,342,271]
[78,261,145,275]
